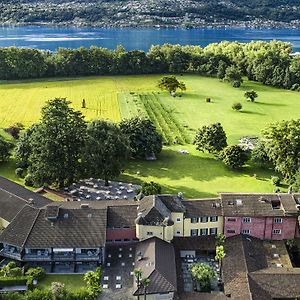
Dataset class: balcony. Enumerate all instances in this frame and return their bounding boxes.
[76,254,101,261]
[0,248,22,260]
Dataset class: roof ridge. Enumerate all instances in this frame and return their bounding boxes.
[21,208,41,249]
[240,236,254,300]
[0,186,36,206]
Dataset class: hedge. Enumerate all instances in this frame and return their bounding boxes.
[0,276,28,287]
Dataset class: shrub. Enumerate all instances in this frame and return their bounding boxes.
[220,145,248,168]
[232,81,241,88]
[25,267,45,281]
[205,97,211,103]
[5,123,24,139]
[136,181,162,196]
[15,167,24,178]
[290,83,300,91]
[271,176,281,186]
[232,102,242,111]
[24,174,34,187]
[0,277,28,287]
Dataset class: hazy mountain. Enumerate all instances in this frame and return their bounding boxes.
[0,0,299,27]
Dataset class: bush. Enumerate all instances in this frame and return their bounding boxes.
[5,123,24,139]
[232,102,242,111]
[220,145,248,168]
[205,97,211,103]
[25,267,45,281]
[290,83,300,91]
[0,277,28,287]
[136,181,162,196]
[8,267,23,277]
[15,167,24,178]
[24,174,34,187]
[271,176,281,186]
[232,80,241,88]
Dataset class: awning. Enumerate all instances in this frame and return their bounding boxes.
[53,248,74,252]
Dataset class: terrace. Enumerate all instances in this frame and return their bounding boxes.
[0,245,22,260]
[64,179,140,202]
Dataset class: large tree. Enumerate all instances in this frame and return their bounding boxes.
[194,123,227,154]
[82,120,129,186]
[262,119,300,180]
[120,117,162,159]
[158,75,186,94]
[244,90,258,102]
[17,98,86,187]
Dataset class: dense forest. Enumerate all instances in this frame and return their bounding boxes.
[0,0,300,27]
[0,41,299,91]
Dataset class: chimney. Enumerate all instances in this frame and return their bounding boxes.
[80,203,89,209]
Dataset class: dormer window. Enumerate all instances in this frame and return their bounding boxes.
[271,200,281,210]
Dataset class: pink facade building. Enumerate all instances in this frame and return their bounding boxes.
[221,193,300,240]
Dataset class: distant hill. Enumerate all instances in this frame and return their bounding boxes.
[0,0,300,28]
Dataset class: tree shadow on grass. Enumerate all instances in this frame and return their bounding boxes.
[255,101,286,107]
[240,110,266,116]
[121,147,273,187]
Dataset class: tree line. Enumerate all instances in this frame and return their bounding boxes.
[0,41,299,90]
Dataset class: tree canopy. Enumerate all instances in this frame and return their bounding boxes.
[119,117,162,159]
[158,75,186,94]
[16,98,87,187]
[194,123,227,154]
[0,136,12,162]
[82,120,129,186]
[262,119,300,180]
[244,90,258,102]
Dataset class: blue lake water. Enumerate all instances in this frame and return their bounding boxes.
[0,26,300,52]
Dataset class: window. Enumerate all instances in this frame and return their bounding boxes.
[147,232,153,236]
[274,218,282,224]
[176,218,181,223]
[210,228,218,235]
[176,230,181,236]
[227,229,235,234]
[200,228,208,236]
[227,218,236,222]
[210,216,218,222]
[191,229,198,237]
[243,217,251,223]
[201,216,208,223]
[242,229,251,235]
[191,217,199,223]
[273,229,282,235]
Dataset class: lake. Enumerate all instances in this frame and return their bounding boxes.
[0,26,300,52]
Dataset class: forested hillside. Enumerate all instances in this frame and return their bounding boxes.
[0,0,300,28]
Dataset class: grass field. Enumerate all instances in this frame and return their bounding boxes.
[0,74,299,197]
[38,274,84,292]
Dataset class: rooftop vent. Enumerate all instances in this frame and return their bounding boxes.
[273,253,280,259]
[212,202,221,208]
[63,213,69,219]
[259,196,268,203]
[137,251,143,261]
[27,198,34,204]
[276,263,283,268]
[271,244,276,249]
[88,213,92,218]
[236,199,243,206]
[80,203,89,209]
[227,200,234,206]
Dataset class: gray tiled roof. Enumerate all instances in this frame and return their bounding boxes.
[183,198,222,218]
[223,235,300,299]
[220,193,298,217]
[25,205,107,248]
[0,205,39,248]
[0,176,52,222]
[134,237,177,295]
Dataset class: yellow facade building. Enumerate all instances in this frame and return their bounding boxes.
[135,195,223,242]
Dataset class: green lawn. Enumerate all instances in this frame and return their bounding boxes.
[0,74,298,197]
[38,274,84,292]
